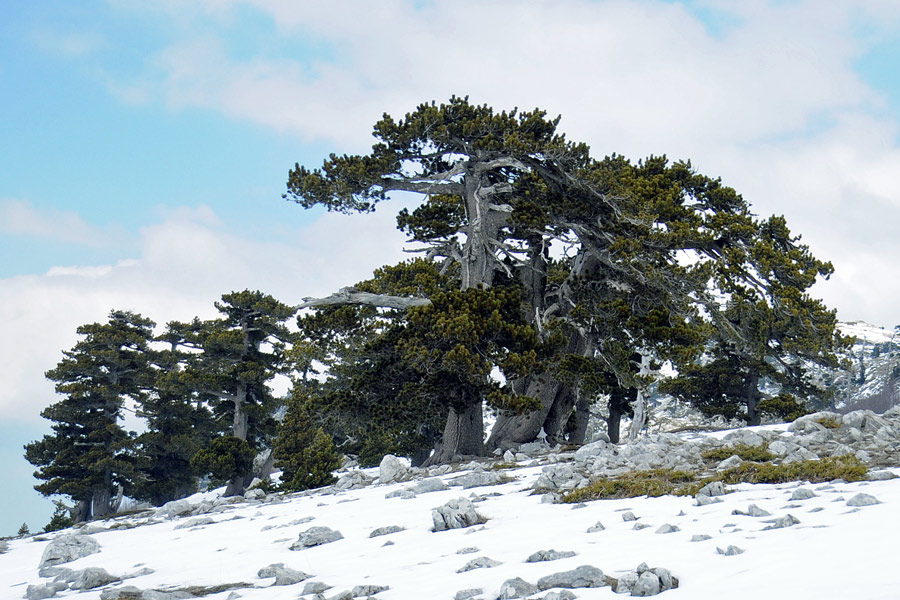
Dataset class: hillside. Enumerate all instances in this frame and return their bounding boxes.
[4,408,900,600]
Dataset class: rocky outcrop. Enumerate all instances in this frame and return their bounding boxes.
[39,535,100,569]
[431,498,485,531]
[290,526,344,550]
[257,563,310,585]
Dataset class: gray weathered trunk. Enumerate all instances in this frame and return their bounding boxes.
[746,373,762,426]
[425,402,484,466]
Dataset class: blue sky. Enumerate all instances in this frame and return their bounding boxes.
[3,0,900,536]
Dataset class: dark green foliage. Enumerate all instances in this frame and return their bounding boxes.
[758,394,811,423]
[190,436,256,483]
[25,311,154,521]
[17,523,30,537]
[43,501,74,533]
[701,443,776,463]
[273,400,341,492]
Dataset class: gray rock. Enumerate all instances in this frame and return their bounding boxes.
[790,488,817,501]
[411,478,449,493]
[697,481,726,497]
[690,534,712,542]
[695,495,723,506]
[290,526,344,550]
[457,556,502,572]
[334,471,374,491]
[867,470,898,481]
[631,571,661,596]
[328,592,353,600]
[622,511,638,522]
[733,504,770,517]
[455,589,483,600]
[99,586,144,599]
[258,562,310,585]
[586,521,605,533]
[37,565,74,579]
[716,455,743,471]
[542,591,577,600]
[534,465,588,492]
[384,489,417,499]
[378,454,409,484]
[72,567,120,590]
[537,565,607,590]
[653,568,677,591]
[302,581,333,594]
[763,514,800,530]
[142,591,196,600]
[847,493,880,507]
[351,584,389,596]
[432,498,484,531]
[24,584,62,600]
[716,545,744,556]
[499,577,539,599]
[526,549,577,562]
[503,450,517,463]
[243,488,266,501]
[655,524,680,534]
[154,499,195,519]
[174,516,215,530]
[632,523,651,530]
[39,534,101,568]
[452,471,507,489]
[457,546,480,554]
[369,525,404,538]
[614,572,639,594]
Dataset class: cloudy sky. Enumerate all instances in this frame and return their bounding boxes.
[3,0,900,535]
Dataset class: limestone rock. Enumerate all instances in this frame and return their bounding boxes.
[432,498,484,531]
[457,557,502,573]
[790,488,817,501]
[621,511,638,522]
[697,481,725,497]
[154,499,195,520]
[72,567,120,590]
[655,524,680,534]
[378,455,409,484]
[24,583,65,600]
[452,471,507,489]
[498,577,539,599]
[99,585,144,599]
[847,493,880,507]
[614,572,639,594]
[174,517,215,530]
[258,562,310,585]
[525,549,577,562]
[534,465,587,492]
[39,534,100,568]
[631,571,661,596]
[334,471,374,491]
[411,478,449,494]
[695,495,723,506]
[369,525,404,538]
[586,521,605,533]
[717,545,744,556]
[690,534,712,542]
[716,455,743,471]
[542,591,577,600]
[351,584,389,596]
[290,526,344,550]
[455,589,483,600]
[537,565,607,590]
[763,514,800,530]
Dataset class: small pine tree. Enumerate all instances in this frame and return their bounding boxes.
[44,501,74,533]
[190,436,256,493]
[17,523,30,537]
[273,401,341,492]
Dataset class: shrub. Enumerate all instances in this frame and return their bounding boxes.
[43,501,74,533]
[717,455,867,485]
[758,394,810,422]
[561,469,698,503]
[701,443,776,463]
[814,416,842,429]
[190,436,256,483]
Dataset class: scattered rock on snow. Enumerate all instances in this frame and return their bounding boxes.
[454,588,483,600]
[432,498,485,531]
[655,524,680,534]
[790,488,817,501]
[697,481,726,497]
[174,516,215,530]
[452,471,508,489]
[542,591,578,600]
[38,534,101,569]
[290,526,344,550]
[457,556,502,572]
[733,504,771,517]
[763,514,800,530]
[257,562,310,585]
[525,549,577,562]
[690,534,712,542]
[586,521,606,533]
[369,525,404,538]
[411,478,449,494]
[847,493,881,507]
[717,545,744,556]
[72,567,121,590]
[537,565,607,590]
[301,581,332,594]
[351,584,389,596]
[498,577,539,599]
[622,511,638,522]
[25,583,67,600]
[378,455,409,484]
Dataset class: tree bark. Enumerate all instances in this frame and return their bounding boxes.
[540,385,577,446]
[568,393,592,445]
[606,406,623,444]
[424,402,484,466]
[746,373,762,426]
[627,352,651,441]
[91,487,112,519]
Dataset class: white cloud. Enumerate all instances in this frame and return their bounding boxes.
[0,203,410,422]
[0,199,122,247]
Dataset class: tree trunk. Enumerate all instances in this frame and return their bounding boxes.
[424,402,484,466]
[606,406,623,444]
[541,385,577,446]
[568,393,591,445]
[91,487,112,520]
[224,476,245,498]
[746,374,762,426]
[627,352,652,441]
[233,386,249,441]
[72,500,90,524]
[486,375,563,451]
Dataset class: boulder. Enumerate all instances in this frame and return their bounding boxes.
[39,534,101,568]
[790,488,817,501]
[290,526,344,550]
[99,586,144,599]
[697,481,725,497]
[716,455,743,471]
[334,471,374,491]
[258,562,310,585]
[378,455,409,484]
[763,514,800,530]
[452,471,507,489]
[631,571,661,596]
[154,499,195,520]
[498,577,539,599]
[543,591,577,600]
[847,493,880,507]
[655,524,680,534]
[411,478,449,494]
[432,498,484,531]
[653,567,677,591]
[716,545,744,556]
[615,572,639,594]
[72,567,120,590]
[24,583,65,600]
[534,465,588,492]
[369,525,404,538]
[621,511,638,522]
[174,517,215,530]
[525,549,577,562]
[690,534,712,542]
[302,581,332,594]
[586,521,605,533]
[454,589,483,600]
[457,557,502,572]
[350,584,388,596]
[537,565,607,590]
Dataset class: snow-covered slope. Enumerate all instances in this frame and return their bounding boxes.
[4,415,900,600]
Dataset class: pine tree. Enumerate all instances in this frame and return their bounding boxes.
[17,523,30,537]
[25,311,154,521]
[272,398,341,492]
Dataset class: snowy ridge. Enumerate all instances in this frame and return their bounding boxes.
[4,410,900,600]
